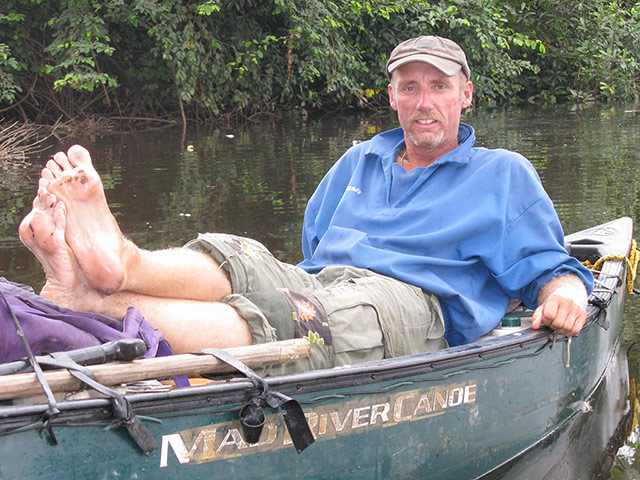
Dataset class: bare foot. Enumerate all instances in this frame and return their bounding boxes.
[18,190,102,310]
[43,145,127,294]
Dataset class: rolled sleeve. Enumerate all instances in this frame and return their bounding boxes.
[489,197,594,308]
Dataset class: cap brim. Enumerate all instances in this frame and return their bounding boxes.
[387,54,462,77]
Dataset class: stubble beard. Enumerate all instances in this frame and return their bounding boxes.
[402,109,447,148]
[406,126,445,148]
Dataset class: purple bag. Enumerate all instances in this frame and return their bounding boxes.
[0,277,173,364]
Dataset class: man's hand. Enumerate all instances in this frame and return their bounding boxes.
[531,274,588,337]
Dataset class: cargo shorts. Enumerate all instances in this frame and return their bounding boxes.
[184,233,447,375]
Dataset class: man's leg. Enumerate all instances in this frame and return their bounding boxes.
[43,145,232,301]
[19,191,251,354]
[91,290,252,353]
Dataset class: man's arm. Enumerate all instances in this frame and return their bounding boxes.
[531,274,589,336]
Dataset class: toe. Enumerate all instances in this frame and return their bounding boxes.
[36,186,50,209]
[53,202,67,232]
[45,193,57,210]
[41,168,54,182]
[52,151,73,171]
[47,158,63,177]
[18,212,35,244]
[67,145,93,168]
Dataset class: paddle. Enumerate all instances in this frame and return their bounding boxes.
[0,338,148,376]
[0,338,310,401]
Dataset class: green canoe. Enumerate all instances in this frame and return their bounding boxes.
[0,217,634,479]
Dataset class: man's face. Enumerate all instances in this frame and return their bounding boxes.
[388,62,473,159]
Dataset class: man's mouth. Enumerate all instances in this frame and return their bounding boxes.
[416,119,436,125]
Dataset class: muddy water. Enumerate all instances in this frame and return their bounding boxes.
[0,103,639,476]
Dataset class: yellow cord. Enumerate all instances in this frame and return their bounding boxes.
[582,239,639,293]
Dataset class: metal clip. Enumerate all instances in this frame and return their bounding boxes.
[565,337,572,368]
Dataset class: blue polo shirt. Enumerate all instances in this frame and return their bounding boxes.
[298,124,593,346]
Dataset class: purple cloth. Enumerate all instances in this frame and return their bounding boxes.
[0,277,172,363]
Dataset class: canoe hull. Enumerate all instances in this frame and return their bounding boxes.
[0,217,634,479]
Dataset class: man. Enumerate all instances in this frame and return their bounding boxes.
[19,36,592,373]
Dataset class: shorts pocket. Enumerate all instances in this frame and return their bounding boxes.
[318,285,385,366]
[377,285,447,357]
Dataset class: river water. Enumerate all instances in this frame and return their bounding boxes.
[0,104,639,476]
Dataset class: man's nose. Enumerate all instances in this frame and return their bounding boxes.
[415,90,434,110]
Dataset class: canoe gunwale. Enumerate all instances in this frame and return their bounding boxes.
[0,329,557,423]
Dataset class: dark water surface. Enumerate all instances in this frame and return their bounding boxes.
[1,104,639,476]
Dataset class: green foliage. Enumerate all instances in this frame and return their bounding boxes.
[335,0,547,104]
[515,0,640,104]
[0,9,26,102]
[0,43,22,102]
[0,0,638,123]
[40,0,118,92]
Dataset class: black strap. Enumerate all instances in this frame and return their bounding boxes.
[36,352,158,455]
[199,347,314,453]
[588,295,610,330]
[0,289,60,444]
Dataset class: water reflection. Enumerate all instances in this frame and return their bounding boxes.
[0,104,638,475]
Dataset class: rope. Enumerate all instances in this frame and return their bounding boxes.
[582,239,639,293]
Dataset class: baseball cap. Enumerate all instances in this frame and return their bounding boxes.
[386,36,471,79]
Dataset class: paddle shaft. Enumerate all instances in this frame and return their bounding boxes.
[0,338,148,376]
[0,339,310,401]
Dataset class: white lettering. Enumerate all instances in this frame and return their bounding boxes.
[434,392,448,410]
[464,383,477,404]
[370,403,390,425]
[160,434,190,468]
[330,409,353,432]
[318,414,329,435]
[393,393,415,422]
[160,380,479,467]
[186,428,217,461]
[216,428,247,452]
[412,395,433,416]
[448,387,464,407]
[352,407,371,429]
[306,412,319,439]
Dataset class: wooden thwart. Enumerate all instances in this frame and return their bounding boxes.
[0,339,310,401]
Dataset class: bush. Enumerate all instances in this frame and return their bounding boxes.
[0,0,638,125]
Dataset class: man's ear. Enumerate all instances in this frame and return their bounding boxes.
[388,83,397,111]
[462,80,474,110]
